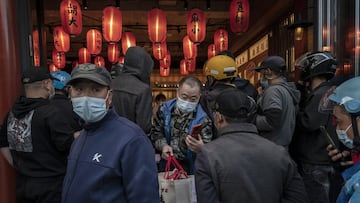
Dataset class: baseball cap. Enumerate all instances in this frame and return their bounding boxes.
[252,56,286,73]
[22,67,54,84]
[213,88,256,119]
[68,64,111,86]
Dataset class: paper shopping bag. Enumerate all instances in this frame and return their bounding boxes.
[174,175,197,203]
[159,172,176,203]
[158,156,197,203]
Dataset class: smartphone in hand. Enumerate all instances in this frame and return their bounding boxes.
[320,125,337,148]
[189,124,202,140]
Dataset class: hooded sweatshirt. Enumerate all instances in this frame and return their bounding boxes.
[111,46,154,134]
[256,81,301,148]
[0,96,74,177]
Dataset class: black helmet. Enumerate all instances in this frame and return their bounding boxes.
[296,51,337,81]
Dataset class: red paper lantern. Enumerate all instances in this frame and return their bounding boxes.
[32,29,40,67]
[122,32,136,55]
[118,55,125,64]
[180,59,189,75]
[160,51,171,68]
[147,8,167,43]
[186,58,196,72]
[214,29,228,52]
[52,49,66,69]
[160,66,170,77]
[53,26,70,52]
[152,42,167,60]
[78,47,91,64]
[87,29,102,55]
[72,60,79,68]
[207,44,216,59]
[186,8,206,44]
[94,56,105,67]
[107,43,119,64]
[49,63,60,72]
[102,6,122,43]
[229,0,250,33]
[60,0,82,35]
[183,35,197,59]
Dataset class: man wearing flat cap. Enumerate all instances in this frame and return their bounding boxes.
[194,88,308,203]
[253,56,300,149]
[62,64,159,203]
[0,67,75,203]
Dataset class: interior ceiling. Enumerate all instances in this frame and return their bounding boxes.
[31,0,293,69]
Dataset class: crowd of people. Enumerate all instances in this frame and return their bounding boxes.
[1,46,359,203]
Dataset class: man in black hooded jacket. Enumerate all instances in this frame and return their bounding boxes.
[0,67,75,203]
[111,46,154,134]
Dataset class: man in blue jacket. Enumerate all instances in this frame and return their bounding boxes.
[62,64,159,203]
[151,76,213,174]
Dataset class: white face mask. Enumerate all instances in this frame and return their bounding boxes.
[176,97,197,113]
[336,124,353,149]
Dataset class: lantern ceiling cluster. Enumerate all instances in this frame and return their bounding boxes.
[38,0,251,73]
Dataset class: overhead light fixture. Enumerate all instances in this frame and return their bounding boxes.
[82,0,88,10]
[206,0,211,10]
[287,14,313,41]
[115,0,120,8]
[184,0,188,10]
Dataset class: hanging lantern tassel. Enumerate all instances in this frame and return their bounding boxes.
[229,0,250,34]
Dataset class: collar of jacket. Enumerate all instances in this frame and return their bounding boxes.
[217,123,258,137]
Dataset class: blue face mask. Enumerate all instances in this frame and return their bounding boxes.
[259,77,268,89]
[336,124,353,149]
[71,95,108,123]
[176,97,197,113]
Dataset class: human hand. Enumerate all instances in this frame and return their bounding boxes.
[326,144,353,166]
[185,135,204,153]
[162,145,173,160]
[73,131,81,139]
